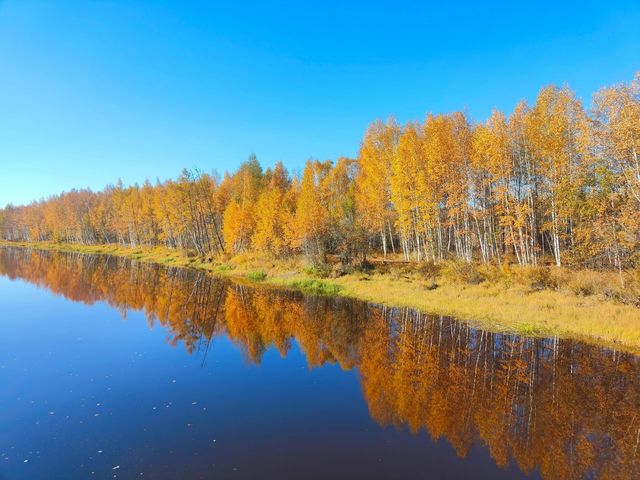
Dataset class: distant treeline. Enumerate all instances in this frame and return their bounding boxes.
[1,73,639,269]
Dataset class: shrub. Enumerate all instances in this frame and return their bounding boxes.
[547,267,572,290]
[290,279,343,295]
[606,275,640,306]
[568,270,609,297]
[355,258,374,272]
[442,260,484,285]
[477,263,508,285]
[388,266,403,281]
[519,324,541,336]
[247,270,267,282]
[417,260,440,282]
[521,265,553,291]
[330,263,350,278]
[303,264,331,278]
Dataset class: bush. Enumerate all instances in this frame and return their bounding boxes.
[521,265,553,291]
[356,258,374,272]
[506,265,640,305]
[330,263,351,278]
[388,266,403,281]
[605,277,640,306]
[568,270,609,297]
[519,323,542,336]
[417,260,440,282]
[216,263,233,272]
[290,279,343,295]
[303,264,331,278]
[442,260,485,285]
[247,270,267,282]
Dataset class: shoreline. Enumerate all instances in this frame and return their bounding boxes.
[2,240,640,355]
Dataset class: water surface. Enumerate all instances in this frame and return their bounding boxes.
[0,247,638,479]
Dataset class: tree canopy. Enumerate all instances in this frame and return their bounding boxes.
[2,73,639,270]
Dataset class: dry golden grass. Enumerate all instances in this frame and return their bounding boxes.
[330,272,640,353]
[2,241,640,354]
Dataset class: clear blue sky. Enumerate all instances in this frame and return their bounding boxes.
[1,0,639,207]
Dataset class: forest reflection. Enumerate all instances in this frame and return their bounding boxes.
[1,247,639,480]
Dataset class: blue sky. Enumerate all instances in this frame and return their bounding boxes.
[1,0,639,207]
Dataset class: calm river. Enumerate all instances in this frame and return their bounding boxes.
[0,247,638,479]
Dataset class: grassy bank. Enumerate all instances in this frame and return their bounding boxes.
[2,240,640,354]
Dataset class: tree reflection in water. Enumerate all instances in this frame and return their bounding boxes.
[1,247,638,480]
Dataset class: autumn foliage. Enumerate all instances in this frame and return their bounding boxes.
[1,73,639,270]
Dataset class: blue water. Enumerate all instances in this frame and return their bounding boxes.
[2,248,633,479]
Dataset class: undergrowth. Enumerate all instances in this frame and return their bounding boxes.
[289,279,343,295]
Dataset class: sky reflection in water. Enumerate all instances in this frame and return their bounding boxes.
[0,248,638,479]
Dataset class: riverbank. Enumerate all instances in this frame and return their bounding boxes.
[3,240,640,354]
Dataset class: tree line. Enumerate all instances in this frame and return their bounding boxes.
[1,73,638,269]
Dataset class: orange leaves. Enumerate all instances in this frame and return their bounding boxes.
[252,188,286,256]
[291,160,330,255]
[355,118,400,236]
[390,122,425,241]
[1,72,639,269]
[223,199,254,253]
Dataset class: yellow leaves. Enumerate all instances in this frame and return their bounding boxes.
[355,118,399,235]
[593,74,640,206]
[251,188,286,256]
[223,199,254,253]
[2,71,639,268]
[269,160,290,192]
[526,85,589,183]
[391,122,426,237]
[389,113,473,253]
[471,109,510,180]
[291,160,330,253]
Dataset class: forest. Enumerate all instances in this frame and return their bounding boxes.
[1,73,639,272]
